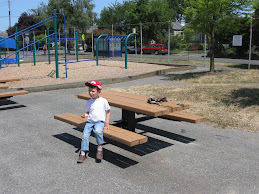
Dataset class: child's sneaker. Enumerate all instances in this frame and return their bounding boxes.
[77,154,86,163]
[96,149,103,160]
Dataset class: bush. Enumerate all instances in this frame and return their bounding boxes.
[170,35,183,50]
[35,34,47,49]
[199,43,209,50]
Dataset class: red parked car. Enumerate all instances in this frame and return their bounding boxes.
[140,44,168,55]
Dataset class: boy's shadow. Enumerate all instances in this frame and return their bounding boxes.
[53,133,139,169]
[53,119,196,168]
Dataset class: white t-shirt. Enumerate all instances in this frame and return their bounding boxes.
[84,97,110,123]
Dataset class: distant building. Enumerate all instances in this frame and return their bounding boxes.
[172,20,185,40]
[0,31,8,38]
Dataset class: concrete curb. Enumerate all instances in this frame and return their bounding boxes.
[10,65,195,93]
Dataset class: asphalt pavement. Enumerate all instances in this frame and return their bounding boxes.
[0,67,258,193]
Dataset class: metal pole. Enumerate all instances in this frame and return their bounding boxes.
[74,27,76,59]
[112,24,114,58]
[96,34,108,66]
[76,32,79,62]
[248,19,252,69]
[47,28,50,64]
[204,34,206,67]
[54,9,59,78]
[22,34,24,57]
[140,23,142,61]
[8,0,11,28]
[168,22,170,64]
[125,33,138,69]
[33,38,36,66]
[92,31,94,58]
[15,27,20,67]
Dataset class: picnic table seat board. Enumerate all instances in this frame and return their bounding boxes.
[0,84,9,89]
[0,90,29,98]
[54,113,148,147]
[161,112,206,123]
[0,77,21,83]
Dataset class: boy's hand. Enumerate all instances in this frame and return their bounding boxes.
[81,113,88,118]
[104,123,109,130]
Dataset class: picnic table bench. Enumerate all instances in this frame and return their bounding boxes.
[54,113,148,147]
[0,77,28,98]
[54,90,205,147]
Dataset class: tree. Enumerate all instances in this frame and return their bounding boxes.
[167,0,187,18]
[98,0,174,44]
[7,12,43,36]
[184,0,255,72]
[253,2,259,53]
[31,0,96,37]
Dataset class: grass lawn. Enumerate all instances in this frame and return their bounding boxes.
[113,69,259,131]
[169,69,259,84]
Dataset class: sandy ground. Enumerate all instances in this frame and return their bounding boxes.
[0,60,174,88]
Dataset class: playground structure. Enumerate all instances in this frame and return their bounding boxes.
[0,9,139,78]
[0,9,69,78]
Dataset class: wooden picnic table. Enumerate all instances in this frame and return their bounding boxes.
[77,90,193,131]
[54,90,204,147]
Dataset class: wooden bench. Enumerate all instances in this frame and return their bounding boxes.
[0,77,29,98]
[0,84,9,89]
[0,77,21,83]
[161,112,206,123]
[0,90,29,98]
[54,113,148,147]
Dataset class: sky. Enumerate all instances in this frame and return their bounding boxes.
[0,0,124,32]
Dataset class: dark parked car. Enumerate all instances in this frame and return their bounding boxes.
[122,45,138,54]
[140,44,168,55]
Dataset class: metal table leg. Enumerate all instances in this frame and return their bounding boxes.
[122,109,136,132]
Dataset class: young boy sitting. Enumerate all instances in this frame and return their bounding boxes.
[77,80,110,163]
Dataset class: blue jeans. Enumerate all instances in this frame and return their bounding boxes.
[81,121,104,151]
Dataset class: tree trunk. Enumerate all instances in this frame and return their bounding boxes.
[210,23,215,72]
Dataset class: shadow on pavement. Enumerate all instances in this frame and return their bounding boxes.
[0,99,18,106]
[104,135,173,156]
[136,123,195,144]
[53,133,139,169]
[0,99,26,111]
[0,105,26,111]
[71,125,174,157]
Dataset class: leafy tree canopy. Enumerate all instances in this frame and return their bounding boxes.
[97,0,176,44]
[183,0,255,71]
[7,12,43,36]
[31,0,96,36]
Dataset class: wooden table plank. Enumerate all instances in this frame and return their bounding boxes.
[103,90,189,112]
[0,90,28,98]
[77,93,170,117]
[0,77,21,83]
[0,84,9,89]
